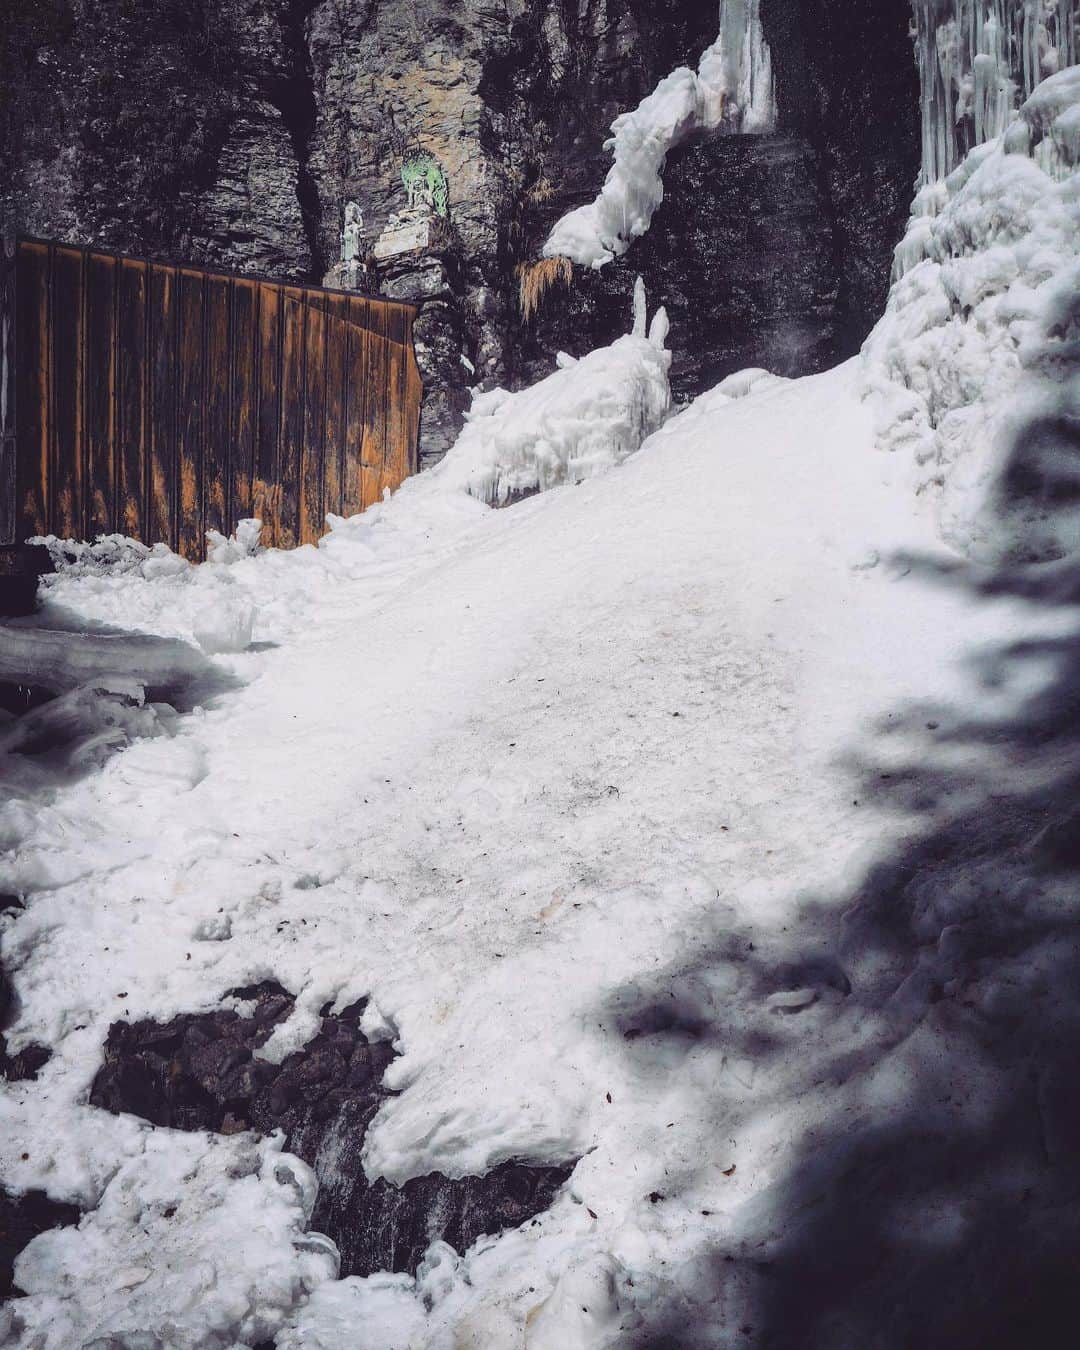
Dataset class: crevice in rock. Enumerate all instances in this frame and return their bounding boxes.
[89,983,575,1277]
[271,0,324,280]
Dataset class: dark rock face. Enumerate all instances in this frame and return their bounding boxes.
[0,1,919,465]
[89,983,574,1277]
[512,134,845,402]
[512,0,919,397]
[0,0,315,276]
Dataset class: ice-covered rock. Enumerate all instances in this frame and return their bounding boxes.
[6,1133,337,1350]
[434,280,673,506]
[543,0,775,269]
[863,64,1080,562]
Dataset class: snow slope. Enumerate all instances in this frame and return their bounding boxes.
[2,343,1069,1345]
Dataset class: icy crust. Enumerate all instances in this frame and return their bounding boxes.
[3,1133,336,1348]
[863,64,1080,562]
[433,282,672,506]
[912,0,1078,184]
[542,0,775,269]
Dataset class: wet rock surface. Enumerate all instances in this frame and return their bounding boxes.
[89,982,573,1277]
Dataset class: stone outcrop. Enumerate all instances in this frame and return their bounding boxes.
[89,982,574,1278]
[0,0,919,469]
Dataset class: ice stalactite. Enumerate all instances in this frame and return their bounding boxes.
[912,0,1079,187]
[542,0,776,270]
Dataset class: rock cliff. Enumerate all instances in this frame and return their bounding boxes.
[0,0,918,469]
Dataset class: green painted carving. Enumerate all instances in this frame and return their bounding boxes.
[401,152,449,217]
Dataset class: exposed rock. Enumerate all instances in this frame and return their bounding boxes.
[89,982,574,1277]
[512,134,844,400]
[1,0,919,469]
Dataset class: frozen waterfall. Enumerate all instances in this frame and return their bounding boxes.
[913,0,1078,184]
[542,0,776,270]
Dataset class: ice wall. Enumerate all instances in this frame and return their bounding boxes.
[913,0,1078,185]
[542,0,776,270]
[863,65,1080,563]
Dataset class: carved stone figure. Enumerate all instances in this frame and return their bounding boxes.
[341,201,363,264]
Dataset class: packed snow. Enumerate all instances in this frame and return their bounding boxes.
[1,59,1079,1350]
[542,0,775,269]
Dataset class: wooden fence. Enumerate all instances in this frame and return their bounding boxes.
[0,236,422,559]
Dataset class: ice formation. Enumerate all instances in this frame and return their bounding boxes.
[913,0,1078,184]
[433,279,672,505]
[864,64,1080,561]
[542,0,775,269]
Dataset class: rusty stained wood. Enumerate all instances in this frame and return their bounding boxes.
[148,265,178,547]
[12,239,422,559]
[117,258,148,539]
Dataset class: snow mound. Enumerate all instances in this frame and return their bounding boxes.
[714,367,788,399]
[543,0,775,269]
[4,1132,337,1349]
[433,279,672,506]
[863,64,1080,562]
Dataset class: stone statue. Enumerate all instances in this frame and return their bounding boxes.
[400,153,449,218]
[341,202,363,264]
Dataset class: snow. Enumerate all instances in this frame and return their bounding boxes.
[0,73,1078,1349]
[863,64,1080,562]
[3,332,1068,1344]
[542,1,775,269]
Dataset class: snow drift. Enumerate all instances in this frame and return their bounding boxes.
[863,63,1080,561]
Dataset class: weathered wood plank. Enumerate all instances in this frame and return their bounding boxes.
[343,295,369,517]
[255,283,282,546]
[403,309,423,481]
[51,246,84,540]
[361,303,390,510]
[13,239,421,559]
[300,295,327,545]
[278,287,305,550]
[322,293,347,524]
[15,242,49,537]
[85,252,117,537]
[204,274,231,538]
[231,279,257,527]
[117,258,148,539]
[176,269,205,559]
[148,264,178,548]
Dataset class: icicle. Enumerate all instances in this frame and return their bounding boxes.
[632,276,647,339]
[911,0,1077,187]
